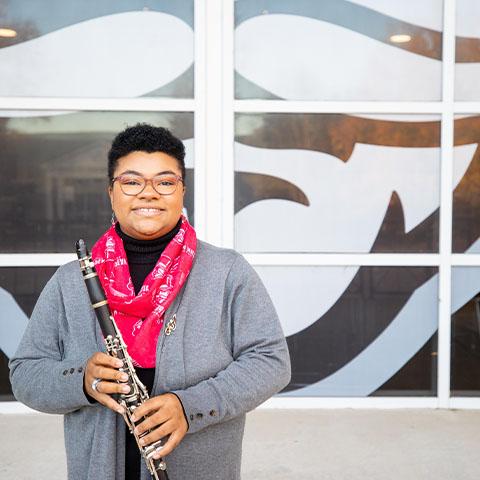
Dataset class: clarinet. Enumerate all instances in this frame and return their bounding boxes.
[76,239,169,480]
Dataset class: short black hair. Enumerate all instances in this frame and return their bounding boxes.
[108,123,186,182]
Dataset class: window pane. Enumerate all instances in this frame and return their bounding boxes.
[452,115,480,254]
[451,266,480,396]
[0,111,194,252]
[235,113,441,253]
[0,267,56,401]
[235,0,442,100]
[455,0,480,100]
[0,1,194,98]
[255,265,438,397]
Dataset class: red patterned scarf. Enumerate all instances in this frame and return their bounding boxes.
[91,216,196,367]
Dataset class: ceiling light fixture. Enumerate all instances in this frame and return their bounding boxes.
[0,28,17,38]
[390,34,412,43]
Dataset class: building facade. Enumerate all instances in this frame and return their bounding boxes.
[1,0,479,409]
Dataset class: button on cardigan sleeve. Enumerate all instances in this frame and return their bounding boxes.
[172,254,291,434]
[9,271,93,414]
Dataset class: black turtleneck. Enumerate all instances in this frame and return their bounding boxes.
[115,219,182,295]
[115,219,182,480]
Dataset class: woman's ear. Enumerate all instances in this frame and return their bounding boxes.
[108,184,114,208]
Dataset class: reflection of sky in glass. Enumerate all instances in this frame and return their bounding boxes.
[455,0,480,99]
[234,0,443,100]
[0,0,193,40]
[456,0,479,38]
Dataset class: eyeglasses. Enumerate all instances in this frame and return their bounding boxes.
[111,174,184,196]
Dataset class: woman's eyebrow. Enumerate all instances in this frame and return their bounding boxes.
[118,169,178,176]
[117,169,142,176]
[155,170,178,176]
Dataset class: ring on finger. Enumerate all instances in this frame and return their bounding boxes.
[91,377,102,392]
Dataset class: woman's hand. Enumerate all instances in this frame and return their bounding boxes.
[84,352,129,414]
[131,393,188,458]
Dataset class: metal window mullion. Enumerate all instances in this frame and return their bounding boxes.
[244,253,440,267]
[449,397,480,409]
[453,102,480,112]
[221,0,235,249]
[202,0,225,246]
[0,254,75,267]
[451,254,480,265]
[193,0,207,241]
[234,100,444,114]
[0,96,195,112]
[437,0,456,409]
[259,397,438,409]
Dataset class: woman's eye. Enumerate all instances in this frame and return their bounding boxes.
[156,177,175,186]
[122,179,142,186]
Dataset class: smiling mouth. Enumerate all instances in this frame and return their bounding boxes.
[133,208,165,217]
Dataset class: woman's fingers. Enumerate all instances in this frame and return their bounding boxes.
[135,409,170,435]
[137,419,174,448]
[152,427,184,458]
[95,391,125,415]
[83,351,128,412]
[92,352,123,369]
[95,379,131,395]
[83,363,188,455]
[131,395,161,420]
[132,393,183,422]
[132,393,188,455]
[91,365,128,383]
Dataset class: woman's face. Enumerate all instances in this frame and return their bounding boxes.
[109,151,184,240]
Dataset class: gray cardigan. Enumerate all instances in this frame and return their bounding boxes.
[9,240,291,480]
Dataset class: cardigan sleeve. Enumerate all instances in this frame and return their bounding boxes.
[9,271,93,414]
[172,254,291,434]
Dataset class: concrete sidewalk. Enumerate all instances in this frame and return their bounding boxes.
[0,409,478,479]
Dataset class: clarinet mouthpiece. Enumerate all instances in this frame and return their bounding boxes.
[75,239,88,259]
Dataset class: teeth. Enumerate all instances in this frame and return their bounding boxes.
[134,208,163,215]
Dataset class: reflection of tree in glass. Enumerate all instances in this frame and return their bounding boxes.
[0,117,6,137]
[0,2,39,49]
[0,113,197,252]
[165,113,194,141]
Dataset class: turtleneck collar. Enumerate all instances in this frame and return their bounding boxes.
[114,218,182,264]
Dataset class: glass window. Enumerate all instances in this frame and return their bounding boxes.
[0,111,194,252]
[255,265,438,397]
[0,267,57,400]
[0,1,194,98]
[451,266,480,396]
[235,0,443,100]
[452,115,480,254]
[455,0,480,100]
[235,113,441,253]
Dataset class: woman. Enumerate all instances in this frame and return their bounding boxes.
[9,124,291,480]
